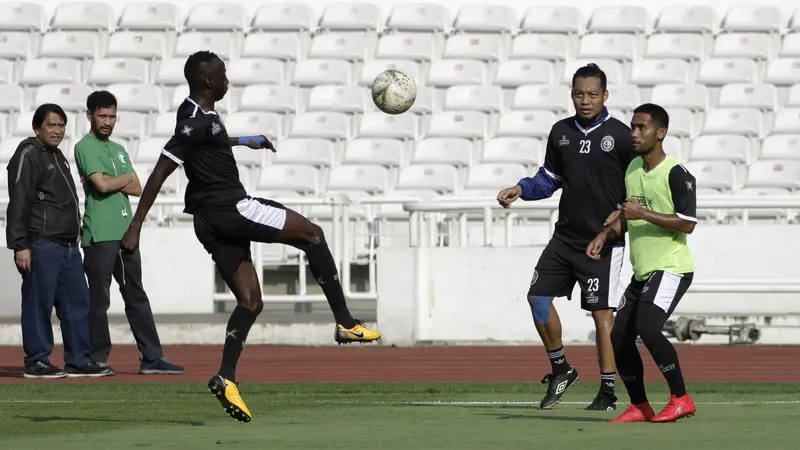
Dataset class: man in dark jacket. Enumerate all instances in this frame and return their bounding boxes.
[6,103,112,378]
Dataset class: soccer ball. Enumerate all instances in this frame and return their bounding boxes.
[371,69,417,115]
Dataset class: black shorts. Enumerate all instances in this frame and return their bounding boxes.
[619,271,694,317]
[192,196,287,282]
[527,239,625,311]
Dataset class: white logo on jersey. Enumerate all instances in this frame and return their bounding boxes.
[211,122,222,135]
[182,125,192,136]
[686,181,693,191]
[601,135,615,152]
[530,270,538,286]
[558,135,570,147]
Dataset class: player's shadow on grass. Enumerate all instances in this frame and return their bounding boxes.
[23,415,206,427]
[478,412,609,422]
[0,366,23,378]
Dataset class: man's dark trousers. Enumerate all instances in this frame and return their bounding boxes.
[83,241,163,363]
[22,238,92,368]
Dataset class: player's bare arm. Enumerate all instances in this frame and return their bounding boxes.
[87,172,134,194]
[586,212,627,260]
[121,155,179,251]
[121,172,143,197]
[228,135,277,152]
[621,198,695,234]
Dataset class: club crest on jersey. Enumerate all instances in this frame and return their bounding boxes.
[686,181,694,191]
[558,135,569,147]
[530,270,538,286]
[181,125,192,136]
[211,122,222,135]
[600,135,614,152]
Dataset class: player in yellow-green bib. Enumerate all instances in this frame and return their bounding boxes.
[586,103,698,424]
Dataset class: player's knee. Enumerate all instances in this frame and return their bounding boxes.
[299,223,324,247]
[238,289,264,316]
[592,309,614,331]
[528,295,552,324]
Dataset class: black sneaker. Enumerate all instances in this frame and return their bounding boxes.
[24,361,67,379]
[65,362,114,378]
[92,361,116,376]
[585,392,617,411]
[539,366,579,409]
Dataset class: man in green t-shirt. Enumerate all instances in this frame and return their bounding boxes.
[586,103,697,424]
[75,90,183,376]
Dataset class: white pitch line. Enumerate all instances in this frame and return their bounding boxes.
[396,400,800,406]
[0,400,128,404]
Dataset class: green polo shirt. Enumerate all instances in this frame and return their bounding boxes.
[74,134,135,247]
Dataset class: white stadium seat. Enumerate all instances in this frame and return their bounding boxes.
[359,59,421,87]
[454,5,516,33]
[427,60,486,87]
[0,85,24,113]
[386,4,449,33]
[494,60,556,88]
[309,32,370,61]
[34,84,93,112]
[0,59,12,84]
[38,31,99,59]
[510,34,570,61]
[654,5,717,33]
[745,160,800,190]
[764,59,800,85]
[136,138,167,163]
[51,3,113,31]
[782,33,800,58]
[444,85,503,113]
[588,6,650,34]
[118,3,180,31]
[713,33,775,60]
[685,161,738,191]
[185,3,247,31]
[495,111,556,139]
[722,6,784,33]
[717,83,778,111]
[578,34,637,61]
[606,84,642,112]
[106,31,168,59]
[225,112,282,140]
[512,84,571,113]
[319,3,382,31]
[787,84,800,106]
[650,84,709,111]
[412,138,472,166]
[395,164,458,193]
[0,3,45,32]
[697,59,759,85]
[702,108,763,136]
[465,163,528,191]
[481,137,542,166]
[629,59,690,86]
[227,59,284,86]
[426,111,487,140]
[326,165,388,193]
[645,33,706,60]
[251,3,314,32]
[108,112,147,140]
[761,135,800,160]
[357,112,416,139]
[88,58,150,84]
[443,34,504,61]
[307,84,366,114]
[690,135,751,164]
[376,33,436,61]
[290,112,349,140]
[241,33,302,61]
[0,32,34,60]
[155,58,188,85]
[343,139,404,166]
[663,108,695,138]
[770,108,800,134]
[271,139,335,167]
[257,165,319,194]
[520,6,583,34]
[292,59,351,86]
[20,58,82,85]
[173,32,237,60]
[239,84,299,114]
[150,112,176,137]
[107,83,161,113]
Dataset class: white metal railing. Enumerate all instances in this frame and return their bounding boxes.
[2,195,800,303]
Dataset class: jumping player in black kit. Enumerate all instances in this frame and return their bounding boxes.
[497,64,635,411]
[120,51,382,423]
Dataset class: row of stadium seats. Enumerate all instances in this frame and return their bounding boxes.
[3,3,800,36]
[7,29,800,63]
[4,55,800,88]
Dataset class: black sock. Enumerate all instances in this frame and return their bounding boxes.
[218,306,258,382]
[600,372,616,396]
[620,373,648,404]
[637,304,687,398]
[547,346,569,375]
[611,307,647,404]
[304,239,357,329]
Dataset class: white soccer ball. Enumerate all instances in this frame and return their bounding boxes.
[371,69,417,115]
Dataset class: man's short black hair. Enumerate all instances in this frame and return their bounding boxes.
[184,50,220,88]
[572,63,607,91]
[87,90,117,113]
[634,103,670,129]
[32,103,67,131]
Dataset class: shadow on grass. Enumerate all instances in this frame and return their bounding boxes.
[22,415,206,426]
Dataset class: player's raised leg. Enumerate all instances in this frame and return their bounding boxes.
[208,258,263,423]
[636,271,695,423]
[609,280,655,423]
[275,205,381,344]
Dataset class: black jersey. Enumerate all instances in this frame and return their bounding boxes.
[161,98,247,213]
[523,109,636,250]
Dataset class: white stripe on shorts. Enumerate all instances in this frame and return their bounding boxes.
[236,198,287,230]
[652,271,684,313]
[607,246,625,309]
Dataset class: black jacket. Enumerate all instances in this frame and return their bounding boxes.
[6,137,82,251]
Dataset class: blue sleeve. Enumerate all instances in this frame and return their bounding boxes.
[517,166,562,201]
